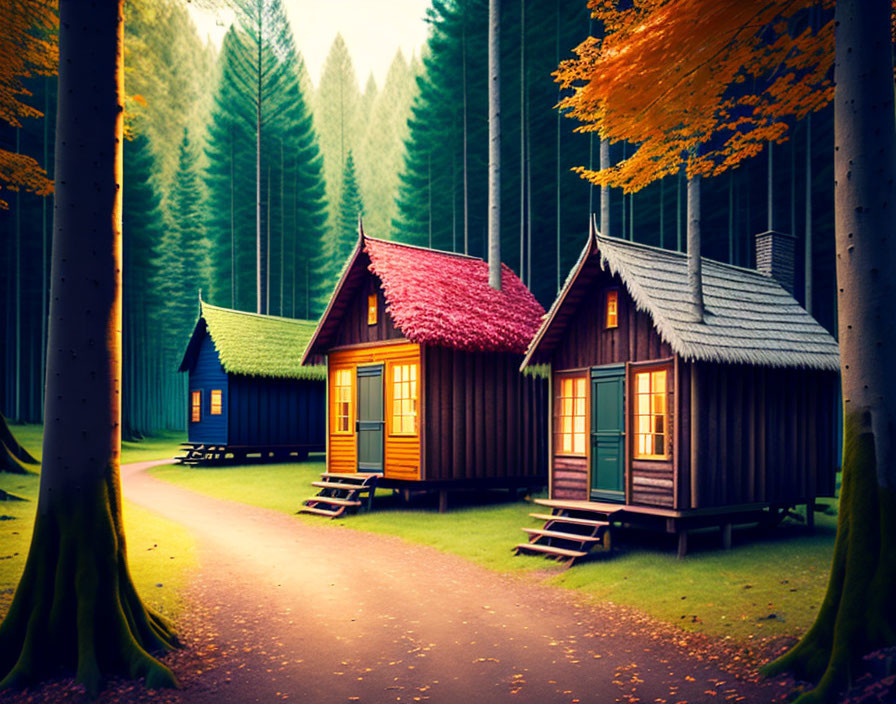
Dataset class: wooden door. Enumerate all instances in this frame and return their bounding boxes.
[356,365,384,472]
[591,364,625,502]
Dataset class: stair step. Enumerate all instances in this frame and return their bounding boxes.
[321,472,378,483]
[311,481,372,492]
[521,528,602,543]
[529,513,610,528]
[514,543,588,559]
[297,505,342,517]
[305,496,362,507]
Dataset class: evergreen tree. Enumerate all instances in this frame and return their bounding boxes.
[315,34,361,236]
[315,150,363,311]
[122,133,165,439]
[203,18,327,319]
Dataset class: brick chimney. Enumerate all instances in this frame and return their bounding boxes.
[755,230,796,295]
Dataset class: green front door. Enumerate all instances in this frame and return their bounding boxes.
[591,364,625,502]
[357,365,384,473]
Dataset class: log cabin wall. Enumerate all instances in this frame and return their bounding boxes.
[422,346,548,483]
[331,267,404,347]
[686,362,839,509]
[550,274,673,502]
[227,375,325,448]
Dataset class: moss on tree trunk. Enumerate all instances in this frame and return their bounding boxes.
[0,472,178,694]
[763,412,896,702]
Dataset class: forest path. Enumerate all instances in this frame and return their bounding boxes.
[123,460,789,704]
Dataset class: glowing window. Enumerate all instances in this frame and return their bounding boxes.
[606,290,619,329]
[191,390,201,423]
[556,376,587,455]
[210,389,222,415]
[633,370,668,459]
[367,293,377,325]
[334,369,352,433]
[391,363,418,435]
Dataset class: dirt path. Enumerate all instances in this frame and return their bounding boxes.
[120,460,790,704]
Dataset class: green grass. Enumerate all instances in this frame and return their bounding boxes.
[0,424,195,621]
[8,423,185,465]
[150,457,838,643]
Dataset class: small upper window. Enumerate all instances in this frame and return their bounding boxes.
[367,293,377,325]
[191,390,201,423]
[606,290,619,329]
[210,389,222,415]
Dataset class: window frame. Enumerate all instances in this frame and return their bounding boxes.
[387,360,418,437]
[209,389,223,415]
[630,363,672,461]
[553,371,588,458]
[367,293,378,326]
[190,389,202,424]
[331,367,354,435]
[605,288,619,329]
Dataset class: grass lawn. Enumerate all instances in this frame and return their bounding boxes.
[150,455,838,644]
[0,424,194,621]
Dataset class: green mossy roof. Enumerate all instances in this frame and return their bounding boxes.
[199,301,326,380]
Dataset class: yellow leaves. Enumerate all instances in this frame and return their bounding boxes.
[555,0,836,191]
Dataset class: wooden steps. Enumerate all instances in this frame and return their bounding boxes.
[175,443,228,466]
[298,472,379,519]
[515,501,620,566]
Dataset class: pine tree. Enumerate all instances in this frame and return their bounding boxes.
[315,150,363,310]
[122,133,165,439]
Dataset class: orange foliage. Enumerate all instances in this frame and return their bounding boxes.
[0,0,57,209]
[555,0,836,193]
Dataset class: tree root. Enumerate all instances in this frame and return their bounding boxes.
[0,474,179,696]
[763,412,896,703]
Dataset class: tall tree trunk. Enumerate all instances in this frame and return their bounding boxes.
[0,3,178,694]
[487,0,501,290]
[728,171,734,263]
[676,168,682,251]
[41,76,50,422]
[519,0,525,278]
[763,2,896,701]
[687,176,703,323]
[804,113,813,314]
[280,141,284,315]
[14,129,21,423]
[767,139,774,230]
[600,139,610,237]
[462,4,469,256]
[255,2,263,314]
[230,123,236,309]
[554,0,561,292]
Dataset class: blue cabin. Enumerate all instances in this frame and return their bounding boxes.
[177,300,326,463]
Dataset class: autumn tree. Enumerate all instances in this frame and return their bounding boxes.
[557,1,894,701]
[0,0,56,209]
[0,3,178,693]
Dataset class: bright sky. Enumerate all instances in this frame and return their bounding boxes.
[186,1,432,90]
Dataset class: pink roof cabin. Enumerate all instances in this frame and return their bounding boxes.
[302,229,548,497]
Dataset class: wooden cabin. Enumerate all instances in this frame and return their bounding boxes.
[301,230,548,507]
[518,224,840,558]
[177,300,326,464]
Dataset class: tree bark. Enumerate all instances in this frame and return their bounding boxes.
[0,4,178,694]
[687,175,704,323]
[763,2,896,701]
[600,139,610,238]
[488,0,501,290]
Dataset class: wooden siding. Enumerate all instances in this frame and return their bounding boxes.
[422,347,548,483]
[331,270,403,347]
[226,375,325,448]
[187,331,229,444]
[684,362,839,509]
[553,274,673,370]
[327,342,422,479]
[552,456,588,500]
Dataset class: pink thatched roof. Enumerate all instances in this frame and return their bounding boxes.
[302,233,545,363]
[363,237,545,354]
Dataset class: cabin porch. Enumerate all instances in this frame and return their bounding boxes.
[519,498,809,560]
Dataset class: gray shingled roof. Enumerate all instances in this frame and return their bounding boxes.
[594,234,840,370]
